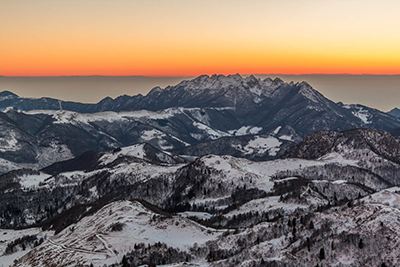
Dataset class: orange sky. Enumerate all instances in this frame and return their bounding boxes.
[2,0,400,76]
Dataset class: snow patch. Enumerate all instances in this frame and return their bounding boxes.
[141,129,166,141]
[362,188,400,209]
[249,127,262,135]
[279,135,293,141]
[352,106,372,124]
[229,126,263,136]
[227,196,308,217]
[332,180,348,185]
[272,126,281,135]
[178,211,213,220]
[192,122,227,139]
[317,152,359,166]
[235,136,282,156]
[19,172,52,188]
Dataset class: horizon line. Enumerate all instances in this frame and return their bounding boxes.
[3,73,400,78]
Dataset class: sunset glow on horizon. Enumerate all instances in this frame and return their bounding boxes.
[2,0,400,77]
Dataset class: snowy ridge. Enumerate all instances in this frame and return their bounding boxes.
[16,200,221,267]
[98,143,186,167]
[226,195,309,217]
[39,156,183,192]
[99,144,148,165]
[198,153,360,194]
[170,74,300,102]
[361,187,400,209]
[23,108,264,149]
[297,81,322,103]
[26,109,181,124]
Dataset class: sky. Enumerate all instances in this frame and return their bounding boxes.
[2,0,400,76]
[1,1,400,111]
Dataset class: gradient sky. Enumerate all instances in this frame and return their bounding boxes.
[2,0,400,76]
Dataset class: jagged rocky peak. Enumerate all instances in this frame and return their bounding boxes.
[99,96,113,102]
[147,86,163,95]
[293,81,322,102]
[244,74,260,86]
[271,77,284,87]
[176,74,245,90]
[171,74,289,91]
[296,80,312,88]
[142,75,304,108]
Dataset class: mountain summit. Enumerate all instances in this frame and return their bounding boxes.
[0,75,326,113]
[388,107,400,118]
[0,75,399,158]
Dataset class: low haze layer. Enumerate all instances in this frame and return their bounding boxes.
[1,75,400,111]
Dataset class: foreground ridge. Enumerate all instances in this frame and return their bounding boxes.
[1,128,400,266]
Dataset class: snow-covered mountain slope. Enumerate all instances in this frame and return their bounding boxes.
[283,128,400,162]
[42,143,186,176]
[0,149,339,229]
[0,227,52,267]
[0,75,399,168]
[0,105,397,176]
[200,190,400,267]
[2,127,398,230]
[279,129,400,188]
[129,75,400,139]
[339,103,398,126]
[0,75,400,175]
[2,129,400,266]
[0,141,194,229]
[0,107,239,172]
[175,134,295,161]
[14,200,221,267]
[9,188,400,267]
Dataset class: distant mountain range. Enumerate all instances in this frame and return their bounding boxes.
[0,74,399,172]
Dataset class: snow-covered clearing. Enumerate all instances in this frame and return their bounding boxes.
[0,228,52,267]
[19,172,51,188]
